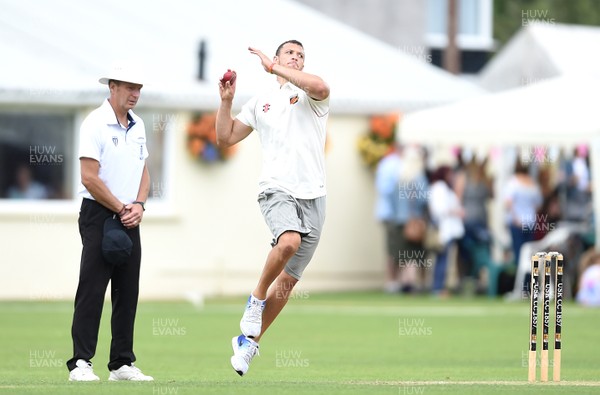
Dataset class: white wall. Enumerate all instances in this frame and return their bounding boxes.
[0,114,385,300]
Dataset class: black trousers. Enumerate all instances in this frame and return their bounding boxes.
[66,198,142,372]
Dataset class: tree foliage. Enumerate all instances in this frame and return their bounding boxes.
[494,0,600,47]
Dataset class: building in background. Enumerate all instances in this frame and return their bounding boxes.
[0,0,481,300]
[295,0,495,74]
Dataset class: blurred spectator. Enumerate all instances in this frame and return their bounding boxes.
[564,145,592,222]
[534,185,562,241]
[375,146,403,293]
[576,251,600,307]
[532,162,562,240]
[455,157,493,294]
[397,146,428,293]
[504,161,543,272]
[6,163,49,199]
[428,165,465,296]
[572,144,591,192]
[375,145,428,294]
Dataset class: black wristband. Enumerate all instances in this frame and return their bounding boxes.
[133,201,146,211]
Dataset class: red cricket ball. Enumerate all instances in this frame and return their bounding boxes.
[220,69,237,85]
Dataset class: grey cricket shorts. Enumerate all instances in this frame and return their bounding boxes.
[258,188,326,280]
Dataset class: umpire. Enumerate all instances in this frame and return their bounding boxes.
[66,61,153,381]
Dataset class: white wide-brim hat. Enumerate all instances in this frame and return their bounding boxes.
[99,60,145,85]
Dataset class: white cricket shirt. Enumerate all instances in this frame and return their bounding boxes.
[78,99,149,203]
[237,81,329,199]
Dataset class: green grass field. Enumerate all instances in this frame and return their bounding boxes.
[0,292,598,394]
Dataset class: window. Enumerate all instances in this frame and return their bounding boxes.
[0,107,172,212]
[426,0,494,50]
[0,111,74,200]
[136,110,172,203]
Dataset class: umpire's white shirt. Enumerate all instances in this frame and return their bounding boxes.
[237,81,329,200]
[78,99,148,203]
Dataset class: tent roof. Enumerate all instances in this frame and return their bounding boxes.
[479,23,600,92]
[0,0,483,113]
[399,75,600,147]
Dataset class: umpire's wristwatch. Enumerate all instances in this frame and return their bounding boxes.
[133,201,146,211]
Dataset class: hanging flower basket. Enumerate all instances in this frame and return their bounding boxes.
[186,112,236,163]
[357,113,400,169]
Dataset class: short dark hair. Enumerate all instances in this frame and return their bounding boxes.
[275,40,303,56]
[430,166,452,184]
[514,160,529,175]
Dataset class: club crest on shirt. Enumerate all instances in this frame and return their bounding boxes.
[262,103,271,113]
[112,137,119,147]
[289,94,299,105]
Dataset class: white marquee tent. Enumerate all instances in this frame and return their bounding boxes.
[399,74,600,146]
[479,22,600,92]
[399,74,600,250]
[400,21,600,248]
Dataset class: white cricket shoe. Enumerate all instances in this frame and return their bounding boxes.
[68,359,100,381]
[108,363,154,381]
[230,335,259,376]
[240,294,266,338]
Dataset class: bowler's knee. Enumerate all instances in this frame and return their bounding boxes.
[276,231,301,258]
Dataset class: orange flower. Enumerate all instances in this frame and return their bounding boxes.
[186,112,237,163]
[369,113,400,141]
[358,113,401,169]
[189,138,204,157]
